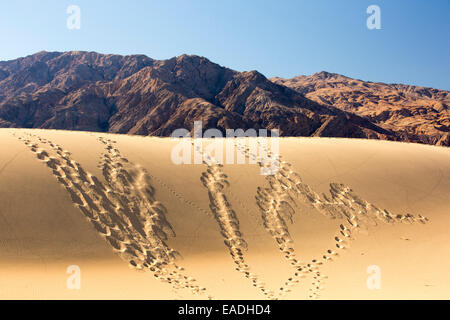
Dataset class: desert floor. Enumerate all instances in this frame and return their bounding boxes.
[0,128,449,299]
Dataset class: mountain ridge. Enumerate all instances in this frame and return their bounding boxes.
[272,72,449,146]
[0,51,447,145]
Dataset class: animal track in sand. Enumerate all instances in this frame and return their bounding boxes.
[15,132,210,298]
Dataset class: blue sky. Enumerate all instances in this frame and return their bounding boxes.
[0,0,449,90]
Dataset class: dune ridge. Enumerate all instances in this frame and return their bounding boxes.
[1,129,448,299]
[12,132,431,299]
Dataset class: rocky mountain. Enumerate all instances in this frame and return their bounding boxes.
[271,72,449,146]
[0,51,447,146]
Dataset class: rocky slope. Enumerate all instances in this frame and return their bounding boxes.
[0,51,446,145]
[272,72,449,146]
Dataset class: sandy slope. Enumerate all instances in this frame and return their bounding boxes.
[0,128,449,299]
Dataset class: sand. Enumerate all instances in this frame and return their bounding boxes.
[0,128,449,299]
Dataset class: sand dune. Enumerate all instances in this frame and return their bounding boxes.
[0,128,449,299]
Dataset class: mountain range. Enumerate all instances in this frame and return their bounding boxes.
[272,72,449,146]
[0,51,448,146]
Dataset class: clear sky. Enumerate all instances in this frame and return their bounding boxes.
[0,0,449,90]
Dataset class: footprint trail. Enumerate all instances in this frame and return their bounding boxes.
[15,132,209,298]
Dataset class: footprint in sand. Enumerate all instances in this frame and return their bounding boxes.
[227,138,428,299]
[16,133,209,298]
[16,132,429,300]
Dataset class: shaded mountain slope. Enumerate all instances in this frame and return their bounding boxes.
[1,51,445,145]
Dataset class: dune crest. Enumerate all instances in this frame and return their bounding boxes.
[13,132,429,299]
[1,129,448,299]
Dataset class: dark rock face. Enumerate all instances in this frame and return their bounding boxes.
[1,51,445,146]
